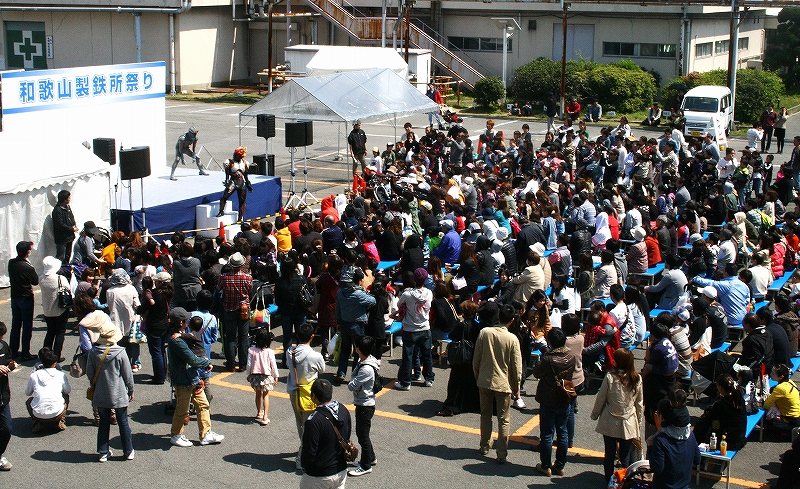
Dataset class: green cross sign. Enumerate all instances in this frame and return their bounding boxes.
[6,26,47,70]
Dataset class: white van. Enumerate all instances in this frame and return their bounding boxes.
[681,85,734,139]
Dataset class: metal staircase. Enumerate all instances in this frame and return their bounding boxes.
[302,0,483,88]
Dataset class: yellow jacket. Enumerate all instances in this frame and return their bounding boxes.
[472,325,523,394]
[764,379,800,419]
[275,227,292,254]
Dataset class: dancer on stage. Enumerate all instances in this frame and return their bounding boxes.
[170,126,209,180]
[216,146,252,222]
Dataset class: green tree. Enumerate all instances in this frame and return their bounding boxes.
[473,76,507,108]
[765,8,800,89]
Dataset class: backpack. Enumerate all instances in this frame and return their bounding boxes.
[355,363,383,393]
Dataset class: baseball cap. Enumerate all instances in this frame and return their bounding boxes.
[169,307,191,323]
[698,286,717,300]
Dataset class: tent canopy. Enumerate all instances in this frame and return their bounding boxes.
[306,47,408,78]
[240,68,438,123]
[0,142,111,285]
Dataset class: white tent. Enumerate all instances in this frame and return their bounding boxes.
[240,68,437,123]
[305,47,408,79]
[0,143,111,286]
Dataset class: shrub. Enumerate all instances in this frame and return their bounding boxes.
[583,64,656,113]
[510,58,561,105]
[661,69,785,122]
[473,76,507,108]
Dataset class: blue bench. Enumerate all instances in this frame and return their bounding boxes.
[376,260,400,272]
[543,249,554,257]
[633,262,666,286]
[769,356,800,389]
[627,331,651,352]
[649,308,671,319]
[386,321,402,357]
[696,408,765,489]
[710,342,731,354]
[753,301,770,312]
[768,272,792,297]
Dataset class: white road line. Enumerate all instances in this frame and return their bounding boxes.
[166,120,186,124]
[191,106,239,113]
[166,104,191,108]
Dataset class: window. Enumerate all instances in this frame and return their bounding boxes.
[695,42,713,58]
[738,37,749,50]
[5,21,47,70]
[448,36,511,52]
[715,40,729,54]
[602,42,676,58]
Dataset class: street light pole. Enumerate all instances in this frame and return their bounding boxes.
[560,0,569,119]
[491,18,521,105]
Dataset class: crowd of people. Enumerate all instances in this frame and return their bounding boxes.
[1,111,800,487]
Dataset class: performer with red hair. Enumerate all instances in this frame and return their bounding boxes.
[216,146,252,222]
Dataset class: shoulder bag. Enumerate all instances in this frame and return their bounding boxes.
[320,410,359,463]
[548,358,577,400]
[299,280,314,309]
[70,345,87,378]
[57,275,73,309]
[446,303,474,366]
[86,346,112,401]
[291,348,317,412]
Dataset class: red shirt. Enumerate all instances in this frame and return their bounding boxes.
[217,270,253,312]
[608,214,620,240]
[288,220,302,241]
[645,235,662,267]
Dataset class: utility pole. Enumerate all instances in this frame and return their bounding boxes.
[404,0,414,63]
[727,0,740,116]
[560,0,569,119]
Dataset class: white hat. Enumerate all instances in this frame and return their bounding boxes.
[495,227,509,241]
[439,220,454,230]
[372,147,379,153]
[419,200,432,211]
[698,286,717,300]
[529,242,545,255]
[688,233,703,245]
[463,176,474,185]
[632,227,647,242]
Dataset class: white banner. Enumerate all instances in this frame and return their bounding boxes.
[1,61,165,114]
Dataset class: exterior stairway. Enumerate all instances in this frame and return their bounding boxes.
[303,0,483,88]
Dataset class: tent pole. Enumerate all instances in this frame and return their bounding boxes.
[335,121,342,161]
[238,114,242,146]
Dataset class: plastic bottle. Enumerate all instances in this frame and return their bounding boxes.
[709,432,717,451]
[720,434,727,456]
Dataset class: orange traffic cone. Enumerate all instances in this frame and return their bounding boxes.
[218,222,226,243]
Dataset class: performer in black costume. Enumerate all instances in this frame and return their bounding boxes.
[170,126,209,180]
[216,146,252,222]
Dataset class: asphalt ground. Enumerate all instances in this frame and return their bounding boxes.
[0,103,797,487]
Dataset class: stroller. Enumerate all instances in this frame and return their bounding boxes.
[608,460,653,489]
[441,105,463,127]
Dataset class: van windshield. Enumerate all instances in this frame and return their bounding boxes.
[682,96,720,113]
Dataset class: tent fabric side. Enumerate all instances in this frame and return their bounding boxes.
[0,170,111,286]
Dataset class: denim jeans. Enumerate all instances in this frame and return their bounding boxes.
[337,322,364,378]
[0,403,11,456]
[147,332,168,383]
[55,240,73,265]
[223,311,250,369]
[567,382,585,446]
[281,310,307,355]
[355,405,376,466]
[97,406,133,456]
[43,310,69,358]
[539,404,570,470]
[398,330,433,386]
[10,298,34,356]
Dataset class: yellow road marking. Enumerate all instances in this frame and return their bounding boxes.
[0,298,9,306]
[209,373,766,488]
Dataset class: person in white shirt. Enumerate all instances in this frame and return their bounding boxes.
[746,121,764,150]
[368,147,383,175]
[716,229,737,271]
[25,348,71,432]
[717,148,737,181]
[745,251,773,300]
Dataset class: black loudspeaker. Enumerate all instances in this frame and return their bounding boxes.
[257,114,276,139]
[93,138,116,165]
[252,154,275,176]
[119,146,151,180]
[285,120,313,147]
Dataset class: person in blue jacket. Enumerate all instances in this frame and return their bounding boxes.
[430,220,461,264]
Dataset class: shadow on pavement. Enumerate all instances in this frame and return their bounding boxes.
[211,412,259,425]
[223,451,298,473]
[408,444,482,462]
[131,432,172,451]
[30,449,96,464]
[130,402,172,425]
[397,399,443,418]
[525,469,604,487]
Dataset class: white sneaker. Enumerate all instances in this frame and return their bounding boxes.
[200,430,224,445]
[348,464,373,477]
[125,449,135,460]
[0,456,13,471]
[393,381,410,391]
[99,448,113,462]
[513,397,527,409]
[170,434,193,447]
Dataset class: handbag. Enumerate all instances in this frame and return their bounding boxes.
[291,348,316,412]
[299,280,314,309]
[57,276,73,309]
[250,290,270,328]
[321,411,359,463]
[70,346,87,378]
[86,346,112,401]
[128,315,147,344]
[239,301,250,320]
[548,359,577,400]
[446,303,473,366]
[451,275,467,291]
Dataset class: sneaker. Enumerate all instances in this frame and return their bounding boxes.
[0,457,12,471]
[170,177,178,181]
[334,376,347,384]
[424,379,434,387]
[125,450,135,461]
[535,463,552,476]
[348,464,373,477]
[131,365,141,373]
[594,360,604,373]
[551,466,565,476]
[58,419,67,431]
[200,431,224,445]
[512,397,527,409]
[170,434,193,447]
[412,373,423,382]
[99,449,113,463]
[393,381,410,391]
[519,389,527,396]
[199,171,209,176]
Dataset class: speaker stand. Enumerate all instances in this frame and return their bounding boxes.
[285,146,320,210]
[198,145,223,171]
[126,178,147,232]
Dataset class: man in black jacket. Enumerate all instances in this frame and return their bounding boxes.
[0,322,16,471]
[741,312,774,379]
[300,379,352,488]
[51,190,77,264]
[8,241,38,361]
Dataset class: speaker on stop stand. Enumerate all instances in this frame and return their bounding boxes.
[119,146,151,180]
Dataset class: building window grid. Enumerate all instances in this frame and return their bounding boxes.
[695,42,713,58]
[602,42,676,58]
[738,37,749,50]
[715,39,730,54]
[448,36,512,52]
